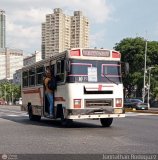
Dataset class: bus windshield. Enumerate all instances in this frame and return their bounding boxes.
[66,59,122,83]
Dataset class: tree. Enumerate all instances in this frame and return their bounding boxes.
[114,37,158,99]
[0,82,21,103]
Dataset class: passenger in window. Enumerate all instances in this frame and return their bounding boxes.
[43,69,54,118]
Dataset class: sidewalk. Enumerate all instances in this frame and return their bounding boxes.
[0,104,21,111]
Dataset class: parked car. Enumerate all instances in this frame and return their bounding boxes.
[19,97,22,105]
[150,100,158,108]
[0,100,5,105]
[0,99,7,105]
[124,98,148,110]
[15,97,22,105]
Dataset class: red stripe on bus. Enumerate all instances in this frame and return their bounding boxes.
[54,97,66,102]
[98,85,102,91]
[23,89,40,94]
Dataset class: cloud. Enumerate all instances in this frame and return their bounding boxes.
[11,8,50,25]
[5,0,111,24]
[63,0,111,24]
[2,0,112,54]
[90,30,106,48]
[6,17,41,52]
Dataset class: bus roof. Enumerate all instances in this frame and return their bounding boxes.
[67,48,121,61]
[22,48,121,70]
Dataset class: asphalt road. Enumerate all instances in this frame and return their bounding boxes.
[0,105,158,159]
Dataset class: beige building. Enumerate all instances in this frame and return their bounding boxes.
[42,8,89,59]
[70,11,89,48]
[13,51,42,85]
[0,48,23,80]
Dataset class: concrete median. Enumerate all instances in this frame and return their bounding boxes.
[125,108,158,114]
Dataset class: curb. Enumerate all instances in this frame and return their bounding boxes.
[125,108,158,114]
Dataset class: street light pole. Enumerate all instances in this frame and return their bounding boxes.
[12,92,14,104]
[0,86,2,97]
[10,83,12,104]
[4,84,7,103]
[147,67,155,108]
[143,40,147,103]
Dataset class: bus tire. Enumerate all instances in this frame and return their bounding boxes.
[100,118,113,127]
[60,106,73,127]
[61,112,73,127]
[28,105,41,121]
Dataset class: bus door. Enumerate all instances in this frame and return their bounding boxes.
[43,61,56,117]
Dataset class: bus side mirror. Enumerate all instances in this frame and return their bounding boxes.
[121,62,129,76]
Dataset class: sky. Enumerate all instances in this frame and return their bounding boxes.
[1,0,158,55]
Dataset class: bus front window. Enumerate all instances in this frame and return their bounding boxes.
[67,59,122,83]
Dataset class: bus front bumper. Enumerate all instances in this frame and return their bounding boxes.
[67,113,125,120]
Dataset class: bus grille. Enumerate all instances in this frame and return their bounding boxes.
[85,99,113,108]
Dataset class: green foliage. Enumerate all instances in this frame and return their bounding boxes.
[0,82,21,102]
[114,37,158,99]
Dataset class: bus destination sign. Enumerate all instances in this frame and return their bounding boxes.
[82,49,110,57]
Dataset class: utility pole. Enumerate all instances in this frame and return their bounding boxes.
[0,86,2,97]
[10,83,12,104]
[143,39,147,103]
[4,84,7,103]
[147,67,155,108]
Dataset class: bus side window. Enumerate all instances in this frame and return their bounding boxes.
[29,68,35,86]
[36,66,44,85]
[22,71,29,87]
[56,60,65,83]
[50,64,55,76]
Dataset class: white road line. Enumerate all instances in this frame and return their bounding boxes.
[0,109,28,117]
[0,108,25,114]
[7,114,20,117]
[7,114,28,117]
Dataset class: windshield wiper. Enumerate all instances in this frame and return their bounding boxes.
[102,74,118,85]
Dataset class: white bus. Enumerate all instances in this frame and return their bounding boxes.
[21,48,128,127]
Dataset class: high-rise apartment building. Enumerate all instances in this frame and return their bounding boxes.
[70,11,89,49]
[0,48,23,80]
[0,9,6,48]
[42,8,89,59]
[42,8,71,59]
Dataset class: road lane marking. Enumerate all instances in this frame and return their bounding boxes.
[0,108,24,114]
[0,108,28,117]
[7,114,28,117]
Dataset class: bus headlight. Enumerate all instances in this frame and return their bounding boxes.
[74,99,81,108]
[115,98,122,107]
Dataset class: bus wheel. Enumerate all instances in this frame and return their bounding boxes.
[61,114,73,127]
[100,118,113,127]
[60,107,73,127]
[28,106,41,121]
